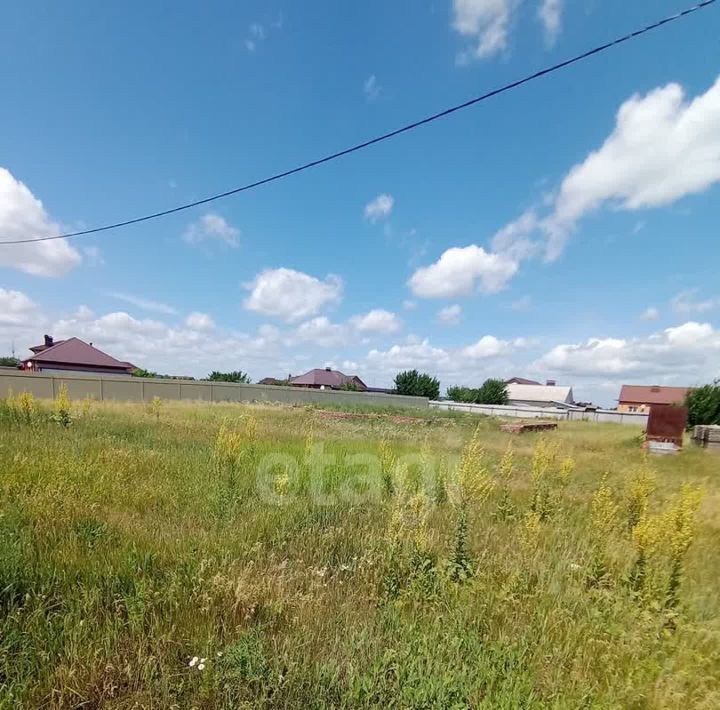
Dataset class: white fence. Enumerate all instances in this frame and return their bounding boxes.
[430,401,648,427]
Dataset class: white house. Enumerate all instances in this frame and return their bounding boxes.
[506,383,574,408]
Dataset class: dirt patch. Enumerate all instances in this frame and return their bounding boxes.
[314,409,429,425]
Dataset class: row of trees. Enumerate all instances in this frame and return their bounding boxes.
[132,369,251,383]
[392,370,509,405]
[446,379,509,405]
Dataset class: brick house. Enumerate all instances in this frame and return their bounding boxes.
[617,384,690,413]
[22,335,135,377]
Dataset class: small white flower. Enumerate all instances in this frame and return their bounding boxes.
[189,656,198,667]
[217,652,223,658]
[197,663,205,671]
[200,658,206,664]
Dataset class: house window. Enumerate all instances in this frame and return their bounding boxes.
[628,406,638,412]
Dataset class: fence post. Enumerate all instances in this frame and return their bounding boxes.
[51,375,56,400]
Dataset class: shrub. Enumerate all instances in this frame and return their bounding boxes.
[446,379,509,405]
[446,386,477,403]
[132,368,158,378]
[52,383,72,427]
[685,381,720,427]
[207,370,251,383]
[394,370,440,400]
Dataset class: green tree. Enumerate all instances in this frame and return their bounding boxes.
[393,369,440,400]
[207,370,251,384]
[685,381,720,428]
[476,378,509,405]
[447,386,479,403]
[132,368,158,378]
[0,356,20,368]
[446,379,509,405]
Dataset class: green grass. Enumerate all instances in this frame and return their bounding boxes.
[1,396,719,708]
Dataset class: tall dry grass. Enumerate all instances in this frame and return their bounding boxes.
[1,394,719,708]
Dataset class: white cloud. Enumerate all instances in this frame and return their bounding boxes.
[453,0,516,60]
[350,309,401,334]
[512,336,537,348]
[50,309,284,377]
[490,209,540,261]
[362,331,528,388]
[294,316,348,347]
[460,334,511,359]
[0,288,41,326]
[185,312,215,331]
[0,167,82,277]
[437,304,462,326]
[671,289,719,315]
[409,245,517,298]
[402,299,417,310]
[364,193,395,223]
[510,295,532,311]
[250,23,265,39]
[244,19,280,53]
[640,306,659,321]
[110,292,177,315]
[183,213,239,247]
[535,321,720,382]
[544,77,720,259]
[73,305,94,320]
[245,23,265,52]
[243,267,343,323]
[363,75,381,102]
[538,0,563,46]
[367,337,451,371]
[82,246,104,266]
[469,75,720,278]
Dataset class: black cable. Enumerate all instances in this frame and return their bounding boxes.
[2,0,715,246]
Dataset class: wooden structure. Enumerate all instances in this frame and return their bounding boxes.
[500,421,558,434]
[644,405,688,450]
[692,425,720,452]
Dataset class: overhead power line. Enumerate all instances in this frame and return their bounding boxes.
[2,0,716,247]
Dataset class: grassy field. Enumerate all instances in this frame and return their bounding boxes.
[1,392,719,708]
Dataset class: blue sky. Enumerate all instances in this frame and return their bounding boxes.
[1,0,719,405]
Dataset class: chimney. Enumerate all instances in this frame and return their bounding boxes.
[546,379,556,386]
[325,366,332,371]
[44,334,53,347]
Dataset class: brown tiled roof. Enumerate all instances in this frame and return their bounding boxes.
[618,384,690,405]
[506,377,541,385]
[289,368,367,390]
[25,337,135,371]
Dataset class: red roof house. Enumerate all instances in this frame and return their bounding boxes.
[22,335,136,377]
[289,367,367,391]
[617,384,690,413]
